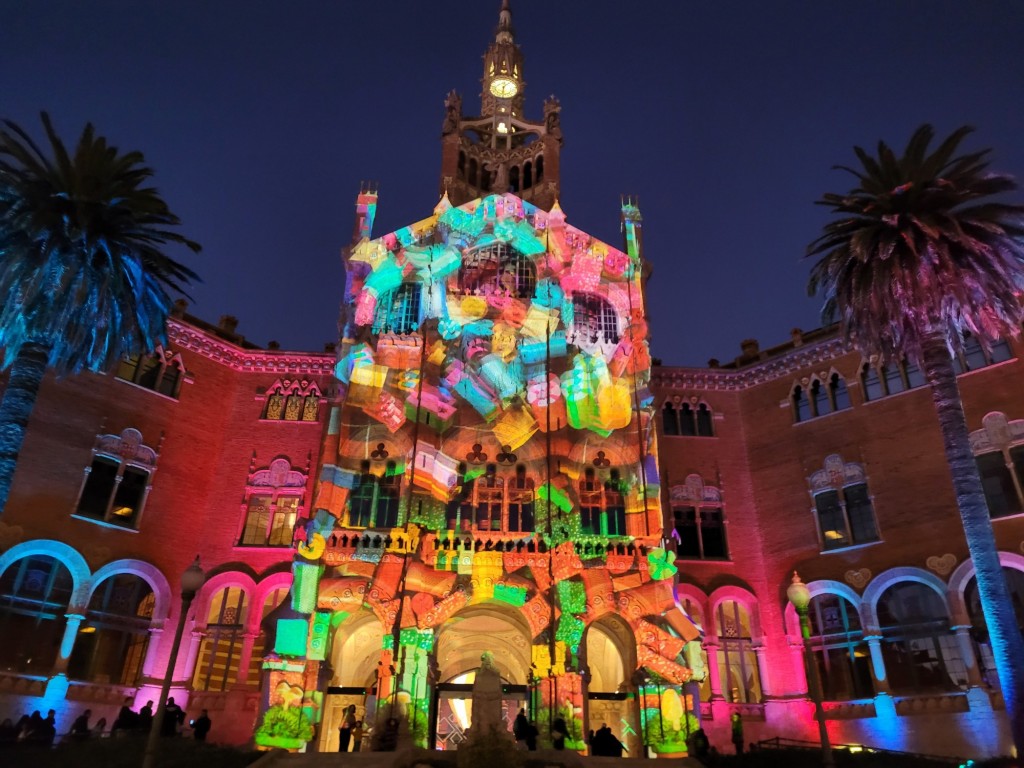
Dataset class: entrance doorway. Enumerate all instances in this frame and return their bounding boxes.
[432,675,528,750]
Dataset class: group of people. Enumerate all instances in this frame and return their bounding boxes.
[512,709,541,750]
[0,698,211,748]
[587,723,626,757]
[0,710,58,746]
[336,704,365,752]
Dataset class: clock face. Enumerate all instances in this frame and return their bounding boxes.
[489,77,518,99]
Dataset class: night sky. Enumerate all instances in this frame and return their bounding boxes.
[3,1,1023,366]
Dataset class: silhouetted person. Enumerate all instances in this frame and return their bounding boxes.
[139,701,154,732]
[338,704,356,752]
[691,728,710,760]
[70,709,91,741]
[730,712,744,755]
[351,720,363,752]
[161,697,184,737]
[112,697,136,735]
[191,710,211,741]
[551,716,567,750]
[526,721,538,751]
[513,709,529,750]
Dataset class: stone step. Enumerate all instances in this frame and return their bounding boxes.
[253,748,703,768]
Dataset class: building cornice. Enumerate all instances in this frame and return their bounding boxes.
[652,337,853,392]
[168,319,335,376]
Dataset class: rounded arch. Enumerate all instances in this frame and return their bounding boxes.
[862,567,949,629]
[250,571,294,633]
[88,559,173,623]
[947,551,1024,622]
[583,613,637,692]
[674,583,709,629]
[707,584,761,641]
[0,539,91,608]
[195,571,256,629]
[782,579,863,637]
[330,609,384,688]
[435,602,532,684]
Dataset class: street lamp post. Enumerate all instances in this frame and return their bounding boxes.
[786,571,834,768]
[142,557,205,768]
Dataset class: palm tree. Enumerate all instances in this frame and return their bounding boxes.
[808,124,1024,754]
[0,113,199,516]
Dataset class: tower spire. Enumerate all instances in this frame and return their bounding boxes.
[496,0,513,43]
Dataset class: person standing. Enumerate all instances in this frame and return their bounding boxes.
[513,708,529,750]
[162,697,184,737]
[526,721,539,751]
[70,709,91,741]
[138,701,154,733]
[191,710,211,742]
[350,720,363,752]
[730,712,744,755]
[551,716,567,750]
[338,704,356,752]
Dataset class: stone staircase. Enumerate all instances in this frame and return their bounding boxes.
[253,748,703,768]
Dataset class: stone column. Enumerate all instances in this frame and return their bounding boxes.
[753,645,770,697]
[141,626,165,678]
[52,611,85,675]
[864,635,891,694]
[704,641,723,699]
[787,637,809,695]
[952,625,985,687]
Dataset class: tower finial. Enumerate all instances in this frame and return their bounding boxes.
[496,0,513,43]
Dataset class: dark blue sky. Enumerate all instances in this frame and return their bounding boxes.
[3,1,1023,366]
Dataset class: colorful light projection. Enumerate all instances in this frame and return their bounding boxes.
[254,193,702,751]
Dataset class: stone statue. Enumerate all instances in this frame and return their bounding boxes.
[487,161,510,193]
[468,652,506,738]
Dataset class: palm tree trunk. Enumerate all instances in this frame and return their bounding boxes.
[922,332,1024,754]
[0,342,49,517]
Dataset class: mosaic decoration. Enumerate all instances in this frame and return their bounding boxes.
[254,192,701,750]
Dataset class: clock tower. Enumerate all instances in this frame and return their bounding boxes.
[439,0,563,210]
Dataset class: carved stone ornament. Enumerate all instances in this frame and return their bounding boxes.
[926,553,957,576]
[844,568,871,589]
[809,454,866,494]
[970,411,1024,454]
[669,474,722,504]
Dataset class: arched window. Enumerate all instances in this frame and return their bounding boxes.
[696,403,714,437]
[536,155,544,181]
[509,165,520,193]
[964,568,1024,687]
[829,373,851,411]
[814,483,878,550]
[579,468,603,535]
[460,243,535,298]
[372,283,421,335]
[475,464,504,532]
[347,461,402,529]
[881,363,905,395]
[811,379,830,416]
[861,364,883,401]
[74,428,157,530]
[604,470,627,537]
[571,294,619,347]
[458,151,466,180]
[468,159,478,187]
[682,599,711,702]
[193,587,248,692]
[69,574,154,685]
[715,600,762,703]
[877,582,964,693]
[116,347,185,399]
[807,593,873,700]
[523,161,533,189]
[678,404,696,436]
[507,465,534,533]
[662,403,679,436]
[0,555,73,674]
[793,385,811,423]
[240,458,306,547]
[446,463,474,532]
[263,381,321,421]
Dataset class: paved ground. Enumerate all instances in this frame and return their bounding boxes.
[254,748,704,768]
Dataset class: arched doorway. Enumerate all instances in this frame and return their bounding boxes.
[433,604,532,750]
[584,615,641,756]
[319,611,383,752]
